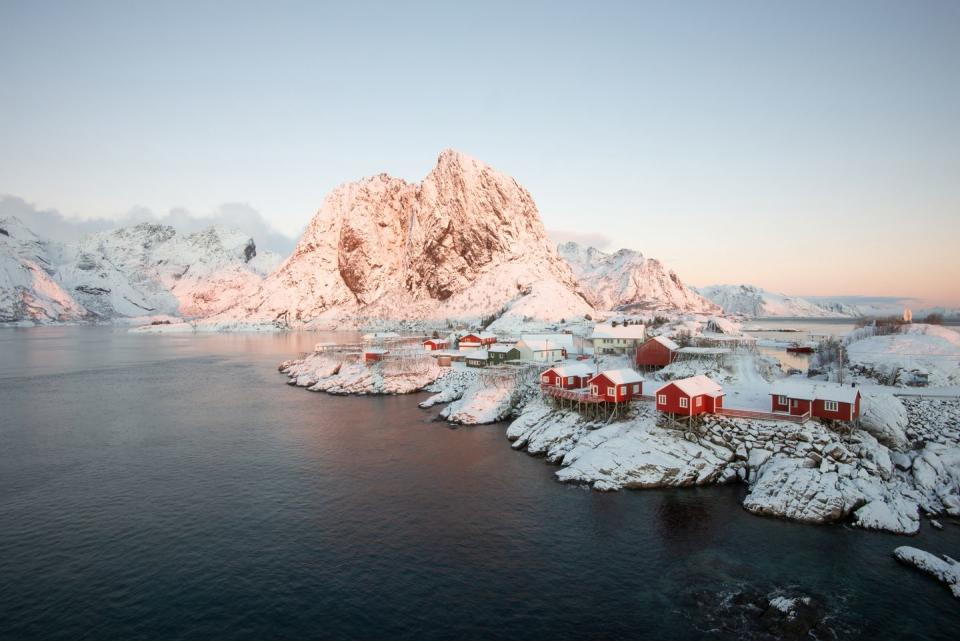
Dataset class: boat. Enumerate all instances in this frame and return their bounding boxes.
[786,344,815,354]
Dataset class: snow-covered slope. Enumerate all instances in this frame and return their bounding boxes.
[215,149,594,327]
[696,284,853,318]
[558,242,719,314]
[0,216,280,322]
[0,216,88,322]
[57,223,281,318]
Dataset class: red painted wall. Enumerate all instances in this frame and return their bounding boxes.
[655,383,718,416]
[636,340,674,368]
[771,395,812,416]
[588,374,641,402]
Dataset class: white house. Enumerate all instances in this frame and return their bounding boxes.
[590,324,646,355]
[516,339,565,362]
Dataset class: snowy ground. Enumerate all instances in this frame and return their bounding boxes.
[846,324,960,387]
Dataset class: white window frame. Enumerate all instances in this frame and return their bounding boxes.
[619,385,626,394]
[632,383,640,393]
[591,385,598,395]
[824,400,839,412]
[541,374,549,383]
[696,396,702,407]
[607,386,615,396]
[679,397,689,409]
[777,395,787,405]
[566,376,574,385]
[657,394,667,405]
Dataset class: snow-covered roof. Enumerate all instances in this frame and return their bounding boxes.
[364,347,389,355]
[461,331,496,340]
[658,375,724,397]
[520,333,575,350]
[488,343,518,353]
[423,337,449,344]
[518,339,564,352]
[770,380,860,404]
[676,346,731,355]
[648,336,679,350]
[592,368,644,385]
[544,362,595,378]
[590,324,646,340]
[463,349,489,360]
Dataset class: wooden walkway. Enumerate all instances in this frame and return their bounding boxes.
[540,384,605,404]
[715,407,811,423]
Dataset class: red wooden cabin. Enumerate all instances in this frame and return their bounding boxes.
[587,368,644,403]
[635,336,679,368]
[540,363,595,389]
[364,348,388,363]
[770,381,861,421]
[459,332,497,350]
[655,376,724,416]
[423,338,449,351]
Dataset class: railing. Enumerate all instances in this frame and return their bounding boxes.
[716,407,811,423]
[540,384,605,404]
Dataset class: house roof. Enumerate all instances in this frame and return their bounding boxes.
[676,346,731,355]
[545,362,595,378]
[592,368,644,385]
[590,324,646,340]
[648,336,679,351]
[462,331,496,341]
[518,339,564,352]
[657,375,724,397]
[520,333,575,351]
[463,349,489,360]
[488,344,518,353]
[770,380,860,404]
[364,348,389,355]
[423,338,449,344]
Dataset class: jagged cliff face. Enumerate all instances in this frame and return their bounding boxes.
[0,217,279,321]
[235,150,593,325]
[558,242,719,314]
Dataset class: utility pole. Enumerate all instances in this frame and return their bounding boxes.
[838,345,844,385]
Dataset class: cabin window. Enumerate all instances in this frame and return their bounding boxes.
[657,394,667,405]
[679,397,689,409]
[824,400,839,412]
[696,397,702,407]
[607,386,614,396]
[632,384,640,393]
[777,395,786,405]
[792,399,798,408]
[591,385,598,395]
[541,375,549,383]
[619,385,626,394]
[566,376,574,384]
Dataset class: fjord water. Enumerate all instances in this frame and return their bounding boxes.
[1,328,957,640]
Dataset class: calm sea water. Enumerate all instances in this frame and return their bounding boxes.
[1,326,958,640]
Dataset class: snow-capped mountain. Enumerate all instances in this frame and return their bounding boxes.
[0,216,87,322]
[0,216,280,322]
[558,242,719,314]
[695,284,853,318]
[216,149,594,327]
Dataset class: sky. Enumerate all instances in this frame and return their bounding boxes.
[1,1,958,305]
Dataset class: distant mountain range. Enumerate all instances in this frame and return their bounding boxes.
[695,284,959,320]
[558,242,718,314]
[0,215,279,322]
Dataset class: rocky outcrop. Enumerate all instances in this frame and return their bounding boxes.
[894,547,960,599]
[219,150,593,327]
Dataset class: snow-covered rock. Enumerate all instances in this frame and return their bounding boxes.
[209,150,594,328]
[894,546,960,599]
[846,324,960,387]
[557,242,718,313]
[859,392,910,449]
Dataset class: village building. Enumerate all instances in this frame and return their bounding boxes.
[464,349,489,368]
[516,339,565,363]
[590,324,646,355]
[488,343,521,364]
[540,362,596,389]
[363,348,389,363]
[587,368,644,403]
[770,380,861,421]
[635,336,679,368]
[422,338,449,351]
[655,375,725,416]
[519,333,584,357]
[458,332,497,350]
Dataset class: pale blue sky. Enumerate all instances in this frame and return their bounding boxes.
[2,1,958,303]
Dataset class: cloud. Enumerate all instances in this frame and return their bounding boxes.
[547,228,612,250]
[0,195,299,256]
